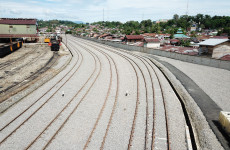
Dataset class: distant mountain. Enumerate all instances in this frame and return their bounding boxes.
[74,21,85,24]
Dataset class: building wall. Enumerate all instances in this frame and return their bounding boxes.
[200,45,214,55]
[200,42,230,55]
[0,24,37,35]
[144,43,160,48]
[127,39,142,43]
[212,42,230,59]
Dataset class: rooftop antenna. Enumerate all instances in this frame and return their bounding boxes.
[186,0,189,16]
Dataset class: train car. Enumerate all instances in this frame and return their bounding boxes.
[48,36,61,51]
[0,38,23,58]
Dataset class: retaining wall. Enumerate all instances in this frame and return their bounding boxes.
[81,36,230,71]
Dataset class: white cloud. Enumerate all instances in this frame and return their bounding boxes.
[0,0,229,22]
[10,9,22,14]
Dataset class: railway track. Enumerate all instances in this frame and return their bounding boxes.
[72,37,162,149]
[0,36,191,149]
[0,43,83,146]
[75,37,171,149]
[0,49,52,93]
[30,40,102,149]
[0,46,80,130]
[0,38,109,149]
[0,46,38,70]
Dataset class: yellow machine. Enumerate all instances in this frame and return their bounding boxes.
[44,36,50,43]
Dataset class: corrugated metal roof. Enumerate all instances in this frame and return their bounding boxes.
[125,35,144,40]
[174,34,189,38]
[0,18,37,25]
[198,39,229,46]
[144,38,160,43]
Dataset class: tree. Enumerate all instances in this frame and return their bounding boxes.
[173,14,179,20]
[180,39,190,47]
[65,30,72,34]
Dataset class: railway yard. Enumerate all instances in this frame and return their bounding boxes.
[0,35,229,150]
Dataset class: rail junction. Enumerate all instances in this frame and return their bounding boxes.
[0,36,226,150]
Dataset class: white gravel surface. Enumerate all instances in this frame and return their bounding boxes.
[153,55,230,111]
[0,36,189,150]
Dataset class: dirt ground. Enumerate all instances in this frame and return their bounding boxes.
[0,43,69,103]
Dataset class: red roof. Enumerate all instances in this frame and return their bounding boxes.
[125,35,144,40]
[144,38,160,43]
[0,18,37,25]
[0,34,38,38]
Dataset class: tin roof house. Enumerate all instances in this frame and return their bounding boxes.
[144,38,160,48]
[198,39,230,59]
[124,35,144,44]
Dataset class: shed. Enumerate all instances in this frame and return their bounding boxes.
[198,39,230,58]
[144,38,160,48]
[0,18,38,38]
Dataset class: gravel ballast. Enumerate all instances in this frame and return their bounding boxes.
[0,36,190,150]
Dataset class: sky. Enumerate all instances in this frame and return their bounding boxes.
[0,0,230,23]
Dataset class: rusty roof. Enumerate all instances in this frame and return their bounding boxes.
[0,18,37,25]
[125,35,144,40]
[144,38,160,43]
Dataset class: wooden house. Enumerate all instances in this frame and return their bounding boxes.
[124,35,144,43]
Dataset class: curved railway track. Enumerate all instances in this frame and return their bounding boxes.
[0,43,82,144]
[31,40,102,149]
[75,37,170,149]
[0,35,190,150]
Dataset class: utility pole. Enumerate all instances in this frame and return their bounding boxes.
[65,33,67,48]
[103,8,104,22]
[186,0,189,16]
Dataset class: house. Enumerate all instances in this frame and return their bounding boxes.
[198,39,230,59]
[124,35,144,43]
[174,28,190,39]
[156,19,168,24]
[157,34,171,40]
[39,27,48,33]
[142,33,157,38]
[99,33,112,39]
[170,39,180,45]
[144,38,160,48]
[93,33,100,38]
[0,18,38,38]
